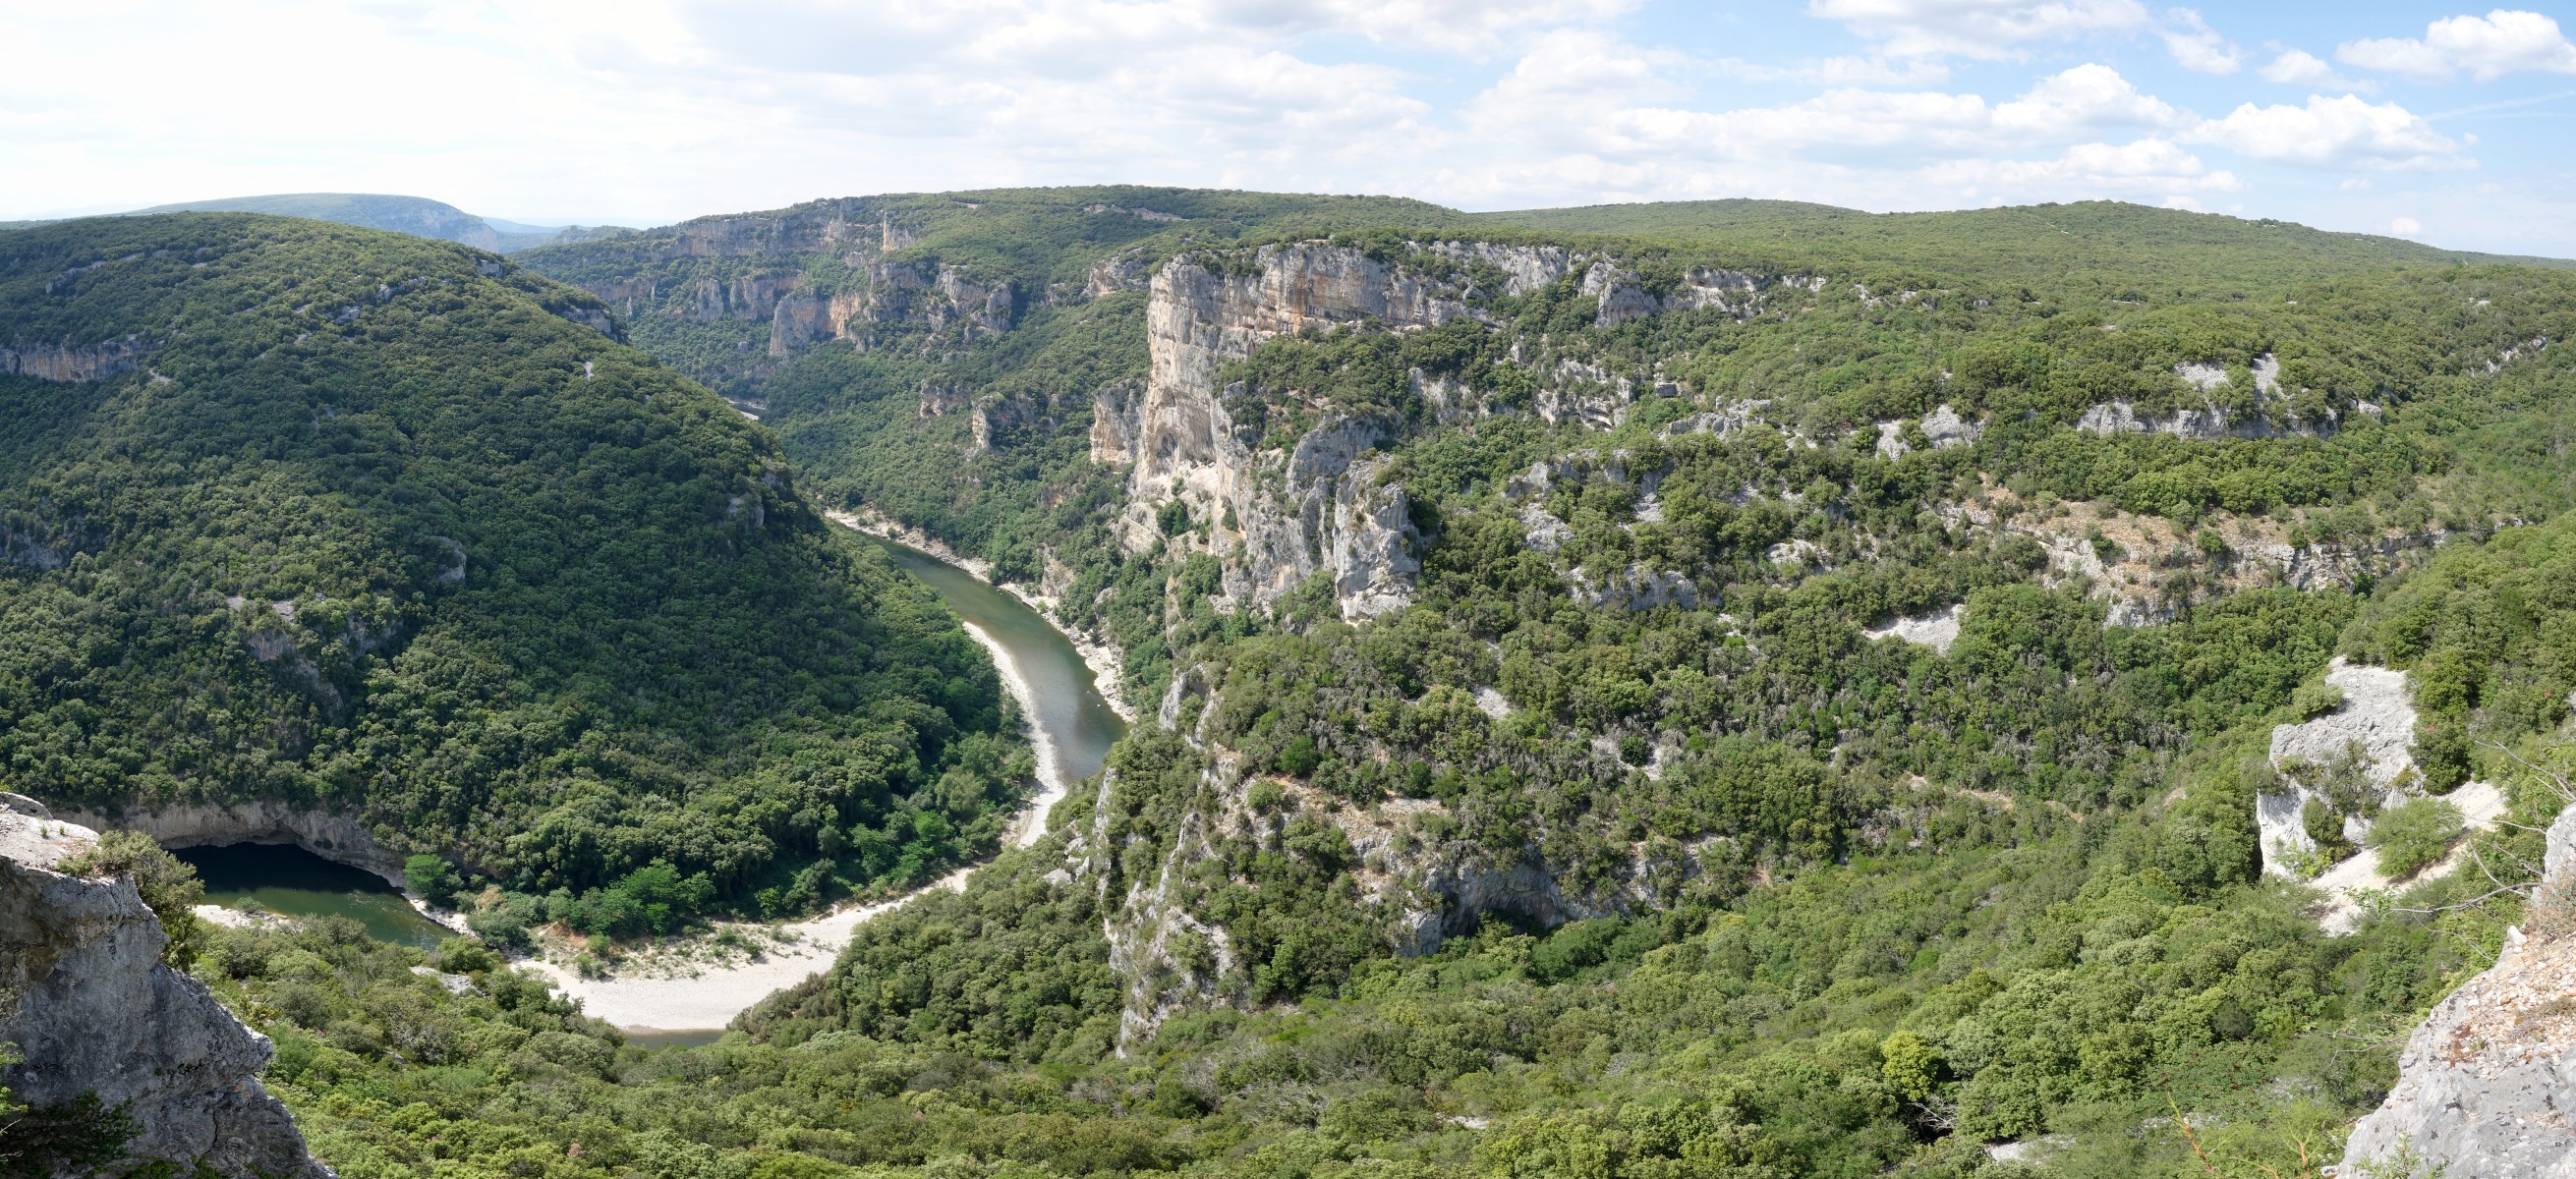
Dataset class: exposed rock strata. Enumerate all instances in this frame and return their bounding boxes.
[2341,800,2576,1177]
[1583,261,1823,327]
[0,802,333,1179]
[56,799,406,885]
[2,336,152,382]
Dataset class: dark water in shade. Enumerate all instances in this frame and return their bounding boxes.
[176,842,454,949]
[853,533,1127,792]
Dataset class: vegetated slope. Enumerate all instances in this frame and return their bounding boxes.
[513,185,1469,400]
[0,213,1027,934]
[127,194,621,253]
[502,192,2576,1174]
[1474,197,2576,291]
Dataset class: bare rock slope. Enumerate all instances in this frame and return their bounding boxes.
[2341,799,2576,1176]
[0,798,332,1179]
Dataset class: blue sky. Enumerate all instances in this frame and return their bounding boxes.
[6,2,2575,255]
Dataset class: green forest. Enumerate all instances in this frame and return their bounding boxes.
[12,190,2576,1179]
[0,214,1029,936]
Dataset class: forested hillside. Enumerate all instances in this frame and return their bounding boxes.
[195,191,2576,1177]
[0,213,1029,935]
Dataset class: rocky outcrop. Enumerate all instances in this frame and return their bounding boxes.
[1114,245,1460,619]
[1420,240,1583,296]
[0,802,333,1179]
[2077,353,2334,439]
[1088,253,1153,298]
[1569,564,1700,611]
[2256,659,2417,876]
[1090,379,1143,466]
[1583,262,1822,328]
[2342,800,2576,1177]
[969,393,1044,456]
[2,337,152,382]
[768,290,868,356]
[56,799,406,886]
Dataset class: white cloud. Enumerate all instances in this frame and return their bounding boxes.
[1807,0,2151,60]
[2258,49,2374,91]
[6,0,2569,257]
[1990,62,2187,138]
[1718,55,1955,85]
[2390,215,2424,234]
[2338,9,2576,82]
[1926,137,2239,194]
[2160,8,2240,74]
[2188,94,2462,169]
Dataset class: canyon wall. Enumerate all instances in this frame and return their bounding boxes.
[1097,243,1556,620]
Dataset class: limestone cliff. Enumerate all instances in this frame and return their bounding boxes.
[2341,798,2576,1176]
[0,800,332,1179]
[1,336,151,382]
[1070,672,1652,1047]
[1103,243,1517,619]
[57,798,407,885]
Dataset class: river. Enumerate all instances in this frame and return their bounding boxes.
[850,533,1127,811]
[178,526,1125,1038]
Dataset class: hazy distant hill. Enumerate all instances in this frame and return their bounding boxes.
[126,193,628,253]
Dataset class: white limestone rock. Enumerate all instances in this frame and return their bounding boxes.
[2342,802,2576,1177]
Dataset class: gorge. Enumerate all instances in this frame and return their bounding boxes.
[9,191,2576,1178]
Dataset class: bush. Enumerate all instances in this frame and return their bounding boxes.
[2291,680,2344,719]
[1277,736,1321,778]
[404,855,460,910]
[2410,722,2472,795]
[2367,798,2463,880]
[64,831,202,968]
[432,937,498,974]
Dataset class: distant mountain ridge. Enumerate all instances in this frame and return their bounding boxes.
[125,193,628,253]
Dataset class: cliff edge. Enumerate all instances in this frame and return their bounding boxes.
[2340,797,2576,1177]
[0,797,332,1179]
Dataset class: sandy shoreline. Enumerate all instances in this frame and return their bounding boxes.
[510,513,1102,1033]
[516,867,972,1032]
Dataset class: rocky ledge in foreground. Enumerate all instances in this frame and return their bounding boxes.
[2341,798,2576,1177]
[0,795,332,1179]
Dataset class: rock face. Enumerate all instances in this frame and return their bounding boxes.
[1,337,152,382]
[1582,261,1822,327]
[2256,659,2417,876]
[1108,245,1466,620]
[57,799,406,885]
[2076,353,2333,440]
[0,801,333,1179]
[2341,800,2576,1177]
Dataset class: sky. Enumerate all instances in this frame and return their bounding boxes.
[6,2,2576,255]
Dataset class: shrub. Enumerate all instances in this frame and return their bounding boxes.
[2367,798,2463,880]
[404,855,460,910]
[2409,722,2472,795]
[64,831,202,968]
[1277,736,1321,777]
[2291,680,2344,719]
